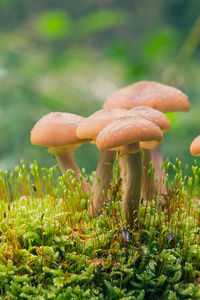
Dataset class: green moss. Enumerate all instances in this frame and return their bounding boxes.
[0,159,200,299]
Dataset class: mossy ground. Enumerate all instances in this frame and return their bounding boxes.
[0,159,200,299]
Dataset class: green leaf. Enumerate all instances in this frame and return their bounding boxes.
[137,290,145,300]
[36,10,71,40]
[13,275,30,283]
[167,291,178,300]
[75,9,129,36]
[168,270,182,284]
[140,28,176,59]
[157,274,167,287]
[176,283,196,297]
[53,277,65,288]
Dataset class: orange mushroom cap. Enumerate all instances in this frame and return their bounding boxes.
[76,108,128,140]
[96,116,163,151]
[127,106,170,132]
[77,106,170,142]
[190,135,200,156]
[31,112,90,147]
[103,81,190,113]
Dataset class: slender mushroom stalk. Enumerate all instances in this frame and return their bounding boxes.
[120,147,142,227]
[49,145,80,174]
[30,112,91,194]
[48,145,90,194]
[151,145,167,198]
[121,153,142,227]
[91,150,115,215]
[96,116,163,228]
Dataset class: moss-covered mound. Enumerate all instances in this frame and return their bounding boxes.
[0,160,200,299]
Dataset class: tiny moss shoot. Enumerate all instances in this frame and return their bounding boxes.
[0,159,200,299]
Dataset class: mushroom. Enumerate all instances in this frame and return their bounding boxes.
[127,106,170,201]
[190,135,200,156]
[103,81,190,201]
[76,108,128,215]
[30,112,91,194]
[96,116,163,228]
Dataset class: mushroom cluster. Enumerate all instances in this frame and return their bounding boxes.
[30,80,190,228]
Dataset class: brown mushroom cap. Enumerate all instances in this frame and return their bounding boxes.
[76,108,128,140]
[127,106,170,132]
[31,112,88,147]
[96,116,163,151]
[190,135,200,156]
[103,81,190,113]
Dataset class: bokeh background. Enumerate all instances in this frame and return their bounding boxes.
[0,0,200,173]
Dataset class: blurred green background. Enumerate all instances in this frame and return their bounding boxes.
[0,0,200,173]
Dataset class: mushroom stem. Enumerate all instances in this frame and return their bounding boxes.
[120,150,142,228]
[49,146,91,194]
[142,149,156,202]
[151,145,167,201]
[92,150,115,216]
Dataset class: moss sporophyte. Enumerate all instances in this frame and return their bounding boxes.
[0,159,200,298]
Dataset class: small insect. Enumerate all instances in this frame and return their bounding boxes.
[121,226,130,243]
[168,231,175,241]
[32,184,37,192]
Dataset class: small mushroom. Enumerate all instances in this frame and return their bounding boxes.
[96,116,163,228]
[76,108,128,215]
[103,81,190,202]
[30,112,91,193]
[190,135,200,156]
[127,106,170,201]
